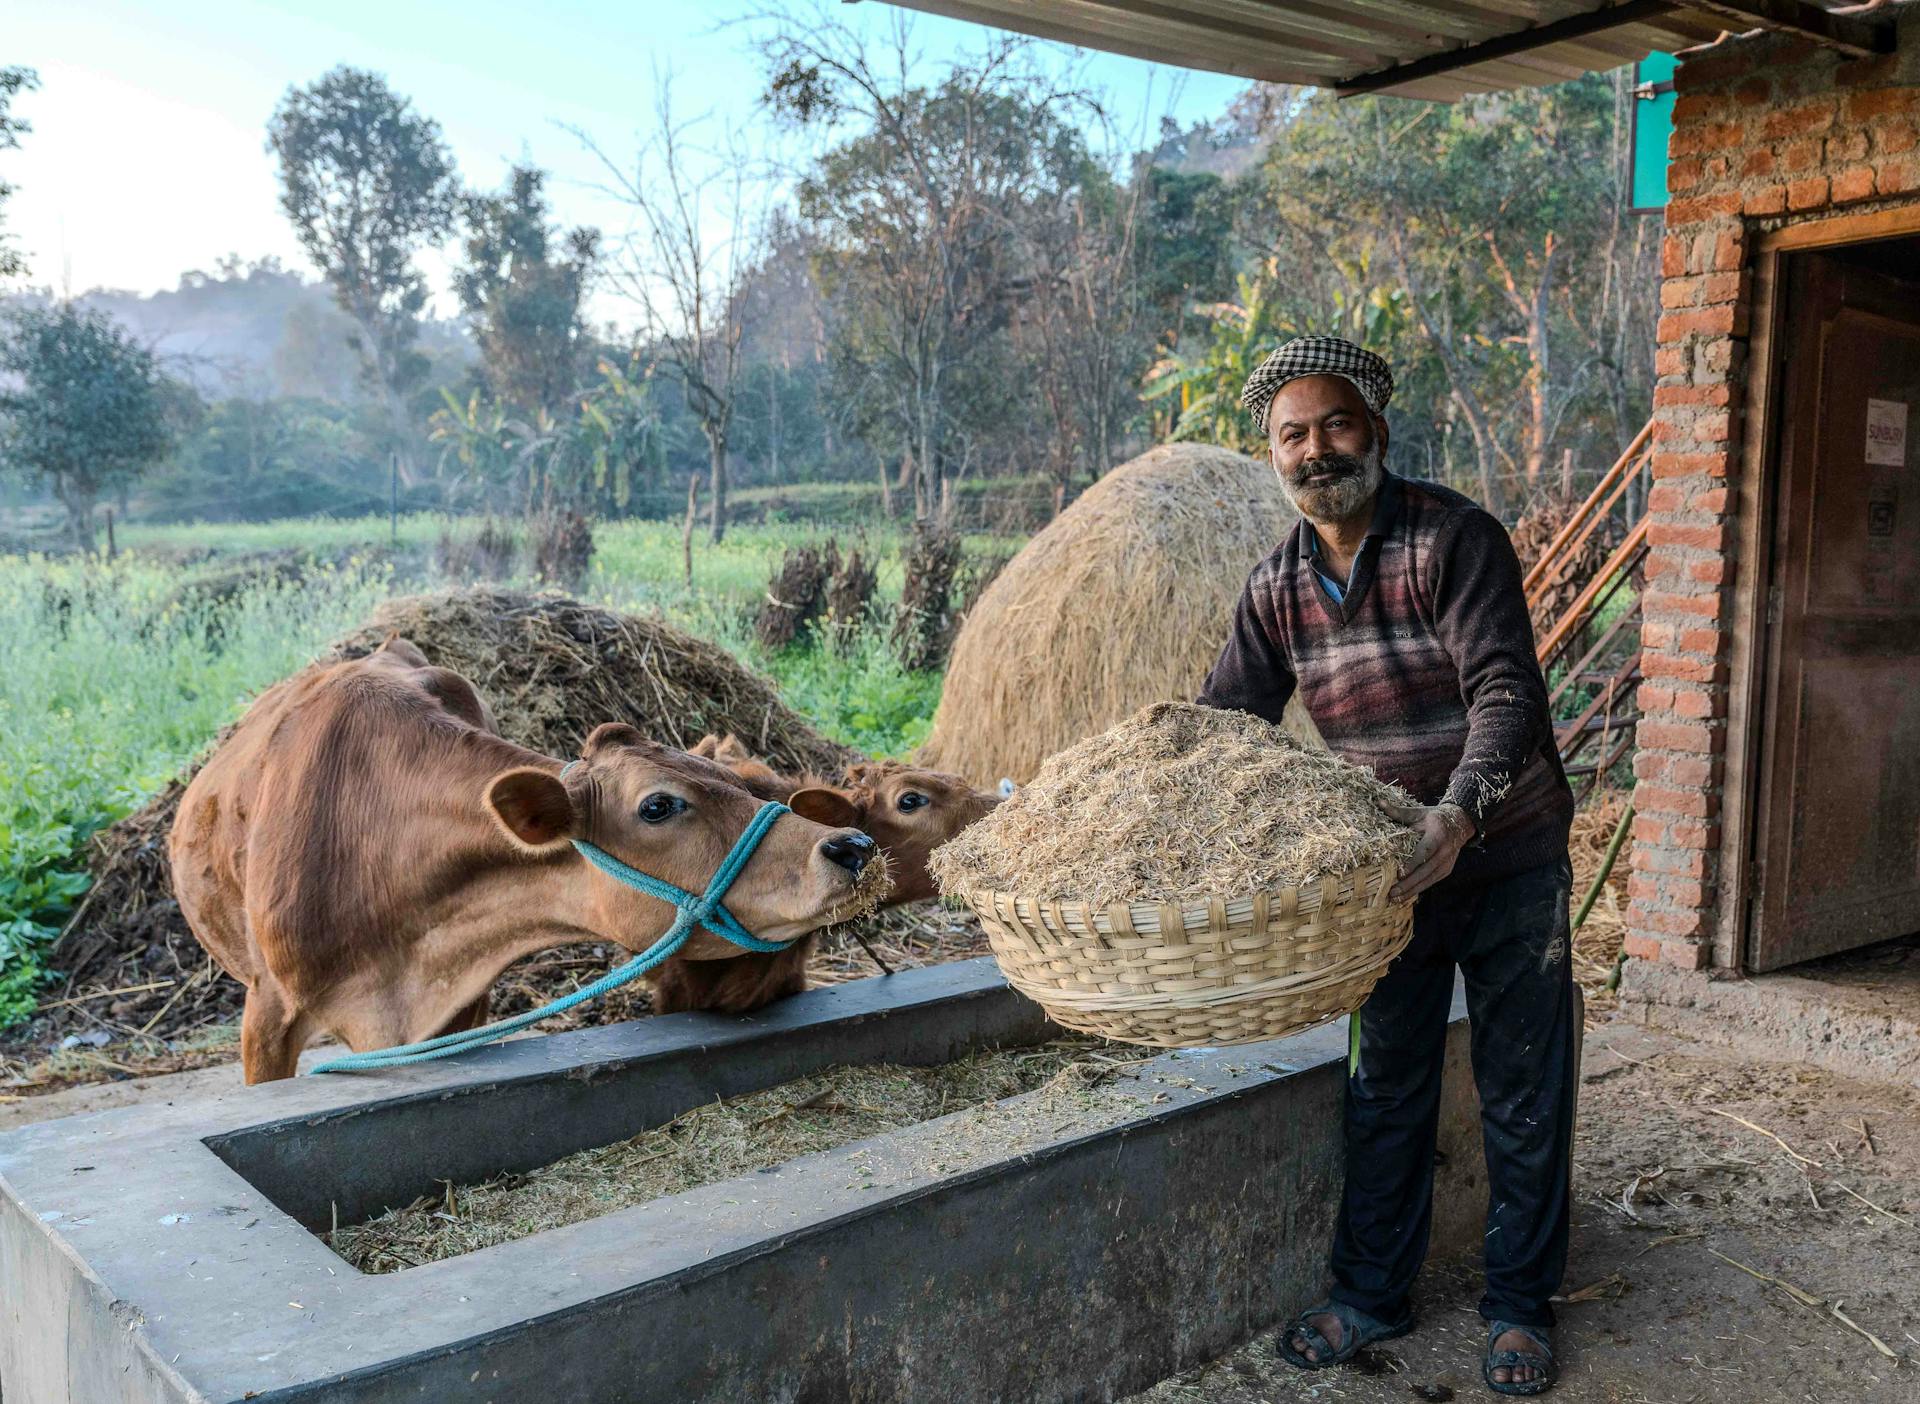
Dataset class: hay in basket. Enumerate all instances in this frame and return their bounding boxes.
[929,702,1422,1047]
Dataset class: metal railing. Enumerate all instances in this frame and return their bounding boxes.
[1526,422,1655,802]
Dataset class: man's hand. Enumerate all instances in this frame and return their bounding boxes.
[1378,799,1476,904]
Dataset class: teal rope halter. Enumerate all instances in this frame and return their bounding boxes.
[309,763,795,1074]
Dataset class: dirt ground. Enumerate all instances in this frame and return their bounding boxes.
[1130,1021,1920,1404]
[6,1011,1915,1403]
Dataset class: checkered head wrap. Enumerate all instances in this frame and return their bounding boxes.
[1240,335,1394,437]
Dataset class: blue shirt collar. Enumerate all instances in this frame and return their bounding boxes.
[1304,474,1399,603]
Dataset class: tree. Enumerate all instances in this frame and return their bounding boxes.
[0,67,38,279]
[578,79,762,542]
[764,17,1095,517]
[0,304,178,549]
[1192,74,1653,516]
[454,165,600,418]
[268,66,457,484]
[1013,146,1156,508]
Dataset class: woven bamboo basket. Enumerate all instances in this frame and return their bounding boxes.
[962,861,1414,1047]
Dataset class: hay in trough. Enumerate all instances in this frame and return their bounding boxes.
[917,443,1316,788]
[9,590,856,1059]
[929,702,1418,909]
[326,1035,1154,1273]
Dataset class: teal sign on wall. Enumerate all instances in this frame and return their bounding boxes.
[1631,53,1680,213]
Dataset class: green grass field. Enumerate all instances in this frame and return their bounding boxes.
[0,515,1000,1027]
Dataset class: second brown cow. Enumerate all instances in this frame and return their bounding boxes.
[647,735,1001,1014]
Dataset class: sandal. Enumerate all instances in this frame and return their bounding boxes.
[1274,1299,1414,1370]
[1483,1320,1556,1396]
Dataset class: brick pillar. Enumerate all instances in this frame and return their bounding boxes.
[1625,19,1920,970]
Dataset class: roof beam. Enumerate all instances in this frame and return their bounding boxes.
[1676,0,1895,58]
[1334,0,1679,96]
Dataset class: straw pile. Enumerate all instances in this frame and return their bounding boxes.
[1511,490,1615,640]
[328,590,854,773]
[930,702,1418,909]
[916,443,1317,787]
[9,590,856,1058]
[326,1036,1153,1273]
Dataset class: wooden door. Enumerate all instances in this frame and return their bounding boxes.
[1747,248,1920,971]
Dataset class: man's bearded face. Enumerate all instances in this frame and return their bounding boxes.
[1266,374,1388,525]
[1279,434,1384,523]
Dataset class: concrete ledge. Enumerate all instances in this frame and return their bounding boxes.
[1619,943,1920,1086]
[2,962,1481,1403]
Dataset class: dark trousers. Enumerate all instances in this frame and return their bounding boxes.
[1329,854,1577,1330]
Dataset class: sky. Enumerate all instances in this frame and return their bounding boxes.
[3,1,1248,324]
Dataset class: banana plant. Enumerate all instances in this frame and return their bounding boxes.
[1141,271,1301,456]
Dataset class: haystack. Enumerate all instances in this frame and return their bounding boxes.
[17,590,855,1054]
[930,702,1416,910]
[917,443,1318,787]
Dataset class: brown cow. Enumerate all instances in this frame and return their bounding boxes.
[170,639,884,1083]
[647,735,999,1014]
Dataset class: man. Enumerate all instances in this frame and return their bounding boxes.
[1198,336,1575,1397]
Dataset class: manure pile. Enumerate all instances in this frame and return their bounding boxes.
[930,701,1419,909]
[329,590,854,773]
[327,1036,1153,1273]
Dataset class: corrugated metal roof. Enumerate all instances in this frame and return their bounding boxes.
[871,0,1891,100]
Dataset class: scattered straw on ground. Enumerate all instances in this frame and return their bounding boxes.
[326,1036,1153,1273]
[930,702,1418,908]
[918,443,1318,787]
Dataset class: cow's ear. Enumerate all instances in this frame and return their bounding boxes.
[690,734,722,758]
[485,768,576,853]
[583,722,646,755]
[789,786,863,830]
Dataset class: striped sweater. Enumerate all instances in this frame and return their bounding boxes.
[1198,472,1572,887]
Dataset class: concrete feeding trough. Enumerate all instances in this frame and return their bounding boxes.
[1,960,1482,1403]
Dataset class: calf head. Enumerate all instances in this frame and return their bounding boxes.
[788,760,1000,905]
[689,733,789,803]
[484,723,887,959]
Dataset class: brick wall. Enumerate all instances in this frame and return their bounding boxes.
[1628,12,1920,969]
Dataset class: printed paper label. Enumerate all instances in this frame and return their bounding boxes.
[1865,398,1907,467]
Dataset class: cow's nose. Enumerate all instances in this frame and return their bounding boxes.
[821,831,877,875]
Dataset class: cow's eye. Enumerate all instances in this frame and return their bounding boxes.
[896,791,929,813]
[638,793,684,825]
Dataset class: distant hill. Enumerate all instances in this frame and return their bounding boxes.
[4,256,474,402]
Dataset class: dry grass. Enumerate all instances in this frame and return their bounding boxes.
[930,702,1419,908]
[326,1036,1154,1274]
[807,899,994,986]
[331,590,853,774]
[1510,490,1618,641]
[1569,789,1632,1019]
[917,444,1318,788]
